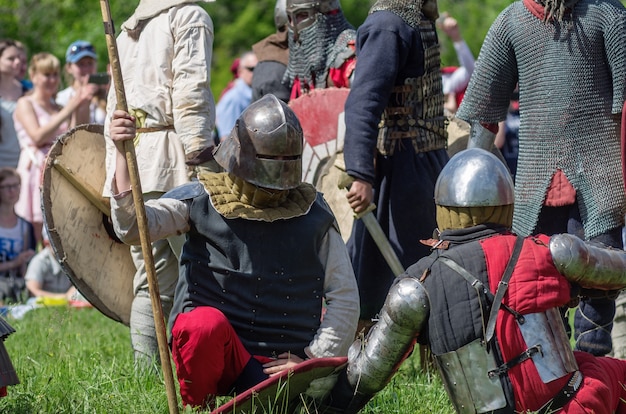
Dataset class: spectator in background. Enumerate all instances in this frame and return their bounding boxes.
[437,13,475,116]
[56,40,106,125]
[215,51,257,141]
[0,103,20,169]
[14,41,31,92]
[0,40,28,169]
[251,0,290,103]
[0,167,36,305]
[13,52,95,244]
[24,235,77,301]
[217,58,240,101]
[0,40,27,112]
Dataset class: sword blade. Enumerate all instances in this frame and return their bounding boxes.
[360,211,405,276]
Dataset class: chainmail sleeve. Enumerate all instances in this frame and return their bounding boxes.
[456,5,519,125]
[604,8,626,114]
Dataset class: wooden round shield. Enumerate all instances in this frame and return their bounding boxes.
[290,88,354,241]
[42,124,134,326]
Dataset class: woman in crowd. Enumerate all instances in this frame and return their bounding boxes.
[13,52,94,243]
[0,40,28,169]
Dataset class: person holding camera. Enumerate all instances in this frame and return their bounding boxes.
[56,40,105,125]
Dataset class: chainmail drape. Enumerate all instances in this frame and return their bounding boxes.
[283,11,354,89]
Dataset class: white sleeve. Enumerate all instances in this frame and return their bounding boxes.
[110,191,191,245]
[443,41,476,94]
[306,226,360,358]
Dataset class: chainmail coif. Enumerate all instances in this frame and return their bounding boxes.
[369,0,440,27]
[283,11,354,89]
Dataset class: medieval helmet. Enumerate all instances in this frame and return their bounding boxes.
[435,148,514,207]
[434,148,514,230]
[286,0,341,38]
[275,0,288,30]
[213,94,303,190]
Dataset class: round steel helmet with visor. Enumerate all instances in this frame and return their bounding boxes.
[286,0,341,39]
[434,148,514,207]
[213,94,303,190]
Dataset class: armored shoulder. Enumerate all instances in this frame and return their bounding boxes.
[161,181,205,202]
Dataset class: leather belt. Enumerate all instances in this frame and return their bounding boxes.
[536,370,583,414]
[136,125,175,133]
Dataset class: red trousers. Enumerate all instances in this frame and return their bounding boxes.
[171,307,266,408]
[561,352,626,413]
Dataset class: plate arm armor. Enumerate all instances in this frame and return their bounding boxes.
[322,277,430,413]
[550,233,626,291]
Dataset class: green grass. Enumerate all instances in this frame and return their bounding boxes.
[0,306,454,413]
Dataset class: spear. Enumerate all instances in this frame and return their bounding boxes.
[98,1,179,413]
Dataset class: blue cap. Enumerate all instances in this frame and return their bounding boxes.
[66,40,97,63]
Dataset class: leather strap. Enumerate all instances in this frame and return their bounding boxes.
[485,236,525,343]
[536,370,583,414]
[136,125,175,133]
[488,344,542,378]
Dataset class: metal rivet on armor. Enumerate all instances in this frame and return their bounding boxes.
[283,312,287,316]
[252,309,256,313]
[286,296,290,299]
[258,277,261,281]
[313,315,317,318]
[222,289,226,293]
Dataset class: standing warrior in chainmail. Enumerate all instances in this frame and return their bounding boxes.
[456,0,626,357]
[343,0,448,330]
[283,0,356,100]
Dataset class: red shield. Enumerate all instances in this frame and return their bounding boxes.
[212,357,347,414]
[289,87,350,184]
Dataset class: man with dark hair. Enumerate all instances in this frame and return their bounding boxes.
[456,0,626,357]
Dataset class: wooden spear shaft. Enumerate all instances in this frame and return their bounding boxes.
[98,2,179,413]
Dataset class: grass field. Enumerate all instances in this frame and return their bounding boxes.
[0,306,455,413]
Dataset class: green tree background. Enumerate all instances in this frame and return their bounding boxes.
[2,0,621,96]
